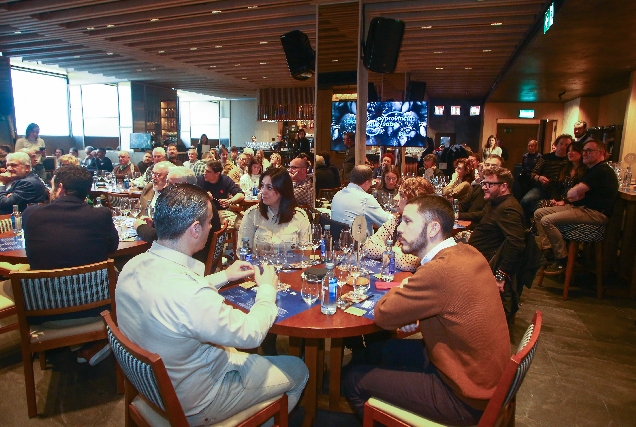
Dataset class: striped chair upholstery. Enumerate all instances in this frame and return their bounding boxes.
[556,223,605,242]
[363,311,543,427]
[205,221,229,276]
[0,217,12,233]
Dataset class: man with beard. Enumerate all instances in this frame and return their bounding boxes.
[344,195,510,426]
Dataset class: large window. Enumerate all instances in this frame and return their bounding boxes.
[11,67,70,136]
[81,84,120,137]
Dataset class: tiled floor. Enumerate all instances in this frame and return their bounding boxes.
[0,271,635,426]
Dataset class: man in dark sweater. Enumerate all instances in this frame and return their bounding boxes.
[535,140,618,272]
[520,133,572,220]
[344,195,510,425]
[468,166,526,316]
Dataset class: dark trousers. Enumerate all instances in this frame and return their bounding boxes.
[343,339,483,426]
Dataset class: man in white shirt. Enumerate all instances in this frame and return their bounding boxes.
[331,165,392,235]
[116,184,308,425]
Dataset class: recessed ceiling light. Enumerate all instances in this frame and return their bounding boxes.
[190,47,197,50]
[433,51,442,54]
[263,76,267,79]
[248,5,258,9]
[332,59,338,62]
[158,50,165,53]
[107,24,115,28]
[241,77,247,80]
[483,49,491,52]
[234,64,240,66]
[491,22,502,26]
[74,55,80,58]
[209,65,216,68]
[260,41,268,44]
[435,67,443,70]
[150,68,156,71]
[260,62,267,65]
[14,31,21,34]
[107,52,113,55]
[465,67,472,70]
[215,45,222,48]
[86,27,95,30]
[421,26,432,29]
[136,69,142,71]
[211,10,221,14]
[151,18,159,22]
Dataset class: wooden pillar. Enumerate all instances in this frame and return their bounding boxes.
[355,1,368,166]
[620,71,636,160]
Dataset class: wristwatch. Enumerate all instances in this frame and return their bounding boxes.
[494,269,509,282]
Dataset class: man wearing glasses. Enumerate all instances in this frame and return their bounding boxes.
[535,140,618,273]
[288,157,313,206]
[468,166,526,320]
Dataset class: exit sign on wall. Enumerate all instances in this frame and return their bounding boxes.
[544,3,554,33]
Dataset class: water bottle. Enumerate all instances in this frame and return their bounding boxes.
[123,174,130,190]
[320,225,332,261]
[623,166,632,190]
[321,262,337,315]
[238,237,253,262]
[11,205,22,235]
[381,239,395,281]
[252,185,258,198]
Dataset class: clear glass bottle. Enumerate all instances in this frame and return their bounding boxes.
[381,239,395,281]
[11,205,21,235]
[238,237,253,262]
[321,262,337,315]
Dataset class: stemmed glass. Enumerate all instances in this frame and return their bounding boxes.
[339,229,353,255]
[310,224,322,264]
[120,198,131,217]
[272,243,288,290]
[298,226,312,268]
[301,274,320,305]
[129,199,141,218]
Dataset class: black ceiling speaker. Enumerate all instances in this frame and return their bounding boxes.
[364,17,405,74]
[406,81,427,101]
[280,30,315,81]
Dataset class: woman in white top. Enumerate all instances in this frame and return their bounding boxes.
[482,134,502,158]
[239,158,263,194]
[238,167,310,248]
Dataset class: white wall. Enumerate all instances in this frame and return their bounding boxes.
[230,99,278,147]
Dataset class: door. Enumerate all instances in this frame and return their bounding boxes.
[496,123,540,170]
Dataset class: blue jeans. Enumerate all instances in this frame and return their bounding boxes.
[189,354,308,426]
[520,187,550,218]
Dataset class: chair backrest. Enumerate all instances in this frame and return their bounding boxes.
[102,310,189,427]
[0,214,12,233]
[318,214,349,242]
[205,220,229,275]
[104,193,140,210]
[478,310,543,427]
[11,259,118,319]
[318,187,340,203]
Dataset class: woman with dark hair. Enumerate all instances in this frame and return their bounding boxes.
[482,134,502,159]
[196,134,208,159]
[15,123,46,178]
[238,167,310,248]
[538,141,587,208]
[374,165,401,207]
[364,177,435,272]
[442,158,474,200]
[373,152,395,179]
[239,157,263,194]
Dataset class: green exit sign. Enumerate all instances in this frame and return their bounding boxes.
[544,3,554,34]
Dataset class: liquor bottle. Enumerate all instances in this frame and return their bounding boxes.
[238,237,253,262]
[381,239,395,281]
[321,262,337,315]
[320,224,332,262]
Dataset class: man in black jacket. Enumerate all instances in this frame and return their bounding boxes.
[457,155,502,223]
[468,166,525,318]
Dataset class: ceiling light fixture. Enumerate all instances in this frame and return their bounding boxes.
[107,24,115,28]
[491,22,502,26]
[14,31,21,34]
[150,68,156,71]
[436,67,443,70]
[465,67,472,69]
[332,59,338,62]
[241,77,247,80]
[158,50,165,53]
[74,55,80,58]
[136,69,142,72]
[260,62,266,65]
[151,18,159,22]
[107,52,113,55]
[234,64,240,66]
[211,10,221,14]
[483,49,492,52]
[248,5,258,9]
[190,47,197,50]
[263,76,267,78]
[421,26,432,29]
[215,45,222,48]
[260,41,268,44]
[86,27,95,30]
[433,51,442,54]
[209,65,216,68]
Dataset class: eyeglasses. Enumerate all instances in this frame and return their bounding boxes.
[288,166,301,170]
[582,148,600,154]
[482,181,505,188]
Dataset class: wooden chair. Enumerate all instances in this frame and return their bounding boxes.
[536,223,605,300]
[318,214,349,242]
[11,259,118,418]
[318,187,341,203]
[204,220,229,275]
[363,311,543,427]
[0,298,18,335]
[103,192,140,210]
[102,311,289,427]
[0,213,12,233]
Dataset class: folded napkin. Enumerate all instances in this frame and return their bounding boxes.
[375,281,401,290]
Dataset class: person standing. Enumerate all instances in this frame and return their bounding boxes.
[482,135,502,159]
[15,123,46,179]
[344,195,510,425]
[342,132,355,182]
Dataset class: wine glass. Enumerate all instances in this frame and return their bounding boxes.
[297,226,312,268]
[310,224,322,264]
[272,243,288,290]
[335,261,350,308]
[339,229,353,255]
[129,199,141,218]
[120,198,131,217]
[352,270,370,297]
[301,274,320,305]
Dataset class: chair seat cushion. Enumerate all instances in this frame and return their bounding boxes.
[0,294,14,311]
[556,223,605,242]
[367,397,476,427]
[29,316,104,344]
[131,394,283,427]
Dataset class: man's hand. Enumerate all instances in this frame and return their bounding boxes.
[399,321,419,334]
[254,264,279,290]
[538,176,550,185]
[0,172,13,184]
[218,198,231,208]
[496,280,505,293]
[225,261,255,282]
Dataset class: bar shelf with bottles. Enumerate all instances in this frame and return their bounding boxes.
[161,101,178,141]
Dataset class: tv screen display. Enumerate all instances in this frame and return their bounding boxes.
[331,101,428,150]
[130,133,152,150]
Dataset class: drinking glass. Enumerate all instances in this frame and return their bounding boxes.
[339,229,353,255]
[352,270,371,297]
[146,205,155,219]
[120,198,131,217]
[310,224,322,264]
[297,226,312,268]
[129,199,141,218]
[272,243,288,290]
[335,262,350,308]
[301,274,320,305]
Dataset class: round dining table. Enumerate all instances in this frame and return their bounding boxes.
[222,265,412,427]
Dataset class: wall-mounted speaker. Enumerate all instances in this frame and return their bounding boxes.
[0,57,15,116]
[280,30,315,81]
[406,81,427,101]
[364,17,405,74]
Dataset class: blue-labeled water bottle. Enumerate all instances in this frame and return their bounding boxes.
[320,224,331,262]
[321,262,337,315]
[381,239,395,281]
[123,174,130,190]
[238,237,253,263]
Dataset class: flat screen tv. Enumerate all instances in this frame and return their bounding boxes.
[331,101,428,150]
[130,133,152,150]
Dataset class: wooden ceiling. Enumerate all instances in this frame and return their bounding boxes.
[0,0,633,102]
